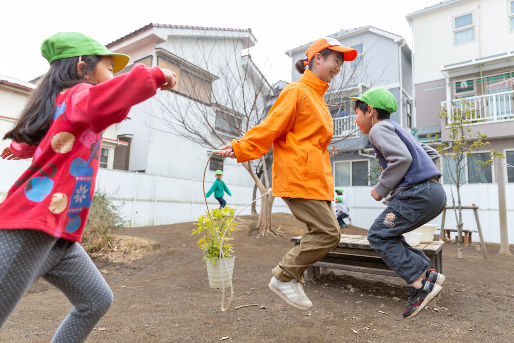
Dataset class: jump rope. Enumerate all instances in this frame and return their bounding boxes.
[203,151,271,312]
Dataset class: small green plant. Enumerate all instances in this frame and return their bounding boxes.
[192,207,237,264]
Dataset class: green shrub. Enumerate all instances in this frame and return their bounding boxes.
[82,192,124,254]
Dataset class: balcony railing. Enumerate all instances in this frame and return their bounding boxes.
[442,90,514,124]
[333,115,359,138]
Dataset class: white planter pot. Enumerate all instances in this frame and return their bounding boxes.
[206,257,235,289]
[414,224,437,243]
[403,231,422,246]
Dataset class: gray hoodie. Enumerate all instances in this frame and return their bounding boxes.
[368,120,441,201]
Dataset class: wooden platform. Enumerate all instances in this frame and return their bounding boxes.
[291,234,444,280]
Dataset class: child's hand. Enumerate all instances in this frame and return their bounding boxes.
[217,144,235,158]
[1,147,20,160]
[160,69,177,90]
[371,188,382,201]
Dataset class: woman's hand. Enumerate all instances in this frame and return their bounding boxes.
[371,188,382,201]
[160,69,177,90]
[1,147,20,160]
[217,144,235,158]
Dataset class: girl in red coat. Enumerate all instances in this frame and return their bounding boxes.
[0,32,176,342]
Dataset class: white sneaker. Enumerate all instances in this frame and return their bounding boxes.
[268,276,312,309]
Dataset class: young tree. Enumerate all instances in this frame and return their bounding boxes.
[435,100,503,258]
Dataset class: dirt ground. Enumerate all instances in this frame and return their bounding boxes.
[1,213,513,343]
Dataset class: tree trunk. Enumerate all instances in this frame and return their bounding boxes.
[496,158,511,255]
[241,161,277,237]
[456,185,464,258]
[251,183,258,215]
[255,193,276,237]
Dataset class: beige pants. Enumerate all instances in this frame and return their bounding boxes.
[272,198,341,284]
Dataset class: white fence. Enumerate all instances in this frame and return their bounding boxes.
[340,183,514,244]
[1,159,512,243]
[0,159,290,228]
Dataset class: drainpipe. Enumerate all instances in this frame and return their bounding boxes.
[358,149,375,159]
[398,39,407,128]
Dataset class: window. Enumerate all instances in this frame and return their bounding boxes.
[334,160,369,186]
[506,151,514,182]
[455,80,474,95]
[157,56,212,103]
[215,111,242,137]
[467,152,492,184]
[100,148,109,168]
[510,1,514,31]
[442,156,465,185]
[352,161,369,186]
[454,13,474,44]
[209,155,224,171]
[442,153,492,184]
[406,101,413,129]
[350,43,364,68]
[334,162,351,186]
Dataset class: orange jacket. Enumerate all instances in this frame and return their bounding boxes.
[232,69,334,200]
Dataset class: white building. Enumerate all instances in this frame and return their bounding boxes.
[407,0,514,184]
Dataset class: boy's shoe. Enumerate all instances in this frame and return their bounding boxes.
[268,276,312,310]
[403,279,442,319]
[426,269,445,286]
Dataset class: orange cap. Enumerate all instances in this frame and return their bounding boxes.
[304,37,358,65]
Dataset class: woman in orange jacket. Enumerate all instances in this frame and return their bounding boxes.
[218,37,357,309]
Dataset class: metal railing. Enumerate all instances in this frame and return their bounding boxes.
[333,115,359,138]
[443,90,514,124]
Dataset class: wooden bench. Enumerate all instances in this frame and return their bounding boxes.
[441,228,474,244]
[291,234,444,281]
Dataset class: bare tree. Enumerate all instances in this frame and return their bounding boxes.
[154,37,278,236]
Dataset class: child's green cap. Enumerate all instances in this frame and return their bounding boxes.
[351,88,397,114]
[336,188,343,193]
[336,196,343,202]
[215,170,223,175]
[41,32,130,73]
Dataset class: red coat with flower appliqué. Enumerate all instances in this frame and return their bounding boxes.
[0,64,165,242]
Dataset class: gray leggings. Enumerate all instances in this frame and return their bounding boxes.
[0,229,113,343]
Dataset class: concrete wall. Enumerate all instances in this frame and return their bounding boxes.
[0,158,290,228]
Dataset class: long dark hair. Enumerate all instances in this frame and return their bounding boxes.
[294,48,343,74]
[4,55,101,145]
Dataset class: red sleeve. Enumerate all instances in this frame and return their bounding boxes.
[66,64,166,133]
[10,141,37,159]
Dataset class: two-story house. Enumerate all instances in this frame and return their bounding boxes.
[286,26,413,188]
[407,0,514,184]
[106,24,279,209]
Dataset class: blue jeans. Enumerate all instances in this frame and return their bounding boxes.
[215,197,226,208]
[367,180,446,284]
[337,213,349,226]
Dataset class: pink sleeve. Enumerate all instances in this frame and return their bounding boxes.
[10,141,37,159]
[66,64,166,133]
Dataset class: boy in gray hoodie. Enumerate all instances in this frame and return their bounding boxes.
[352,88,446,319]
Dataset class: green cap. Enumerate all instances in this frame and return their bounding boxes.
[336,188,343,194]
[215,170,223,175]
[351,88,397,114]
[336,196,343,202]
[41,32,130,73]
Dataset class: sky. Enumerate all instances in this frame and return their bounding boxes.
[0,0,441,84]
